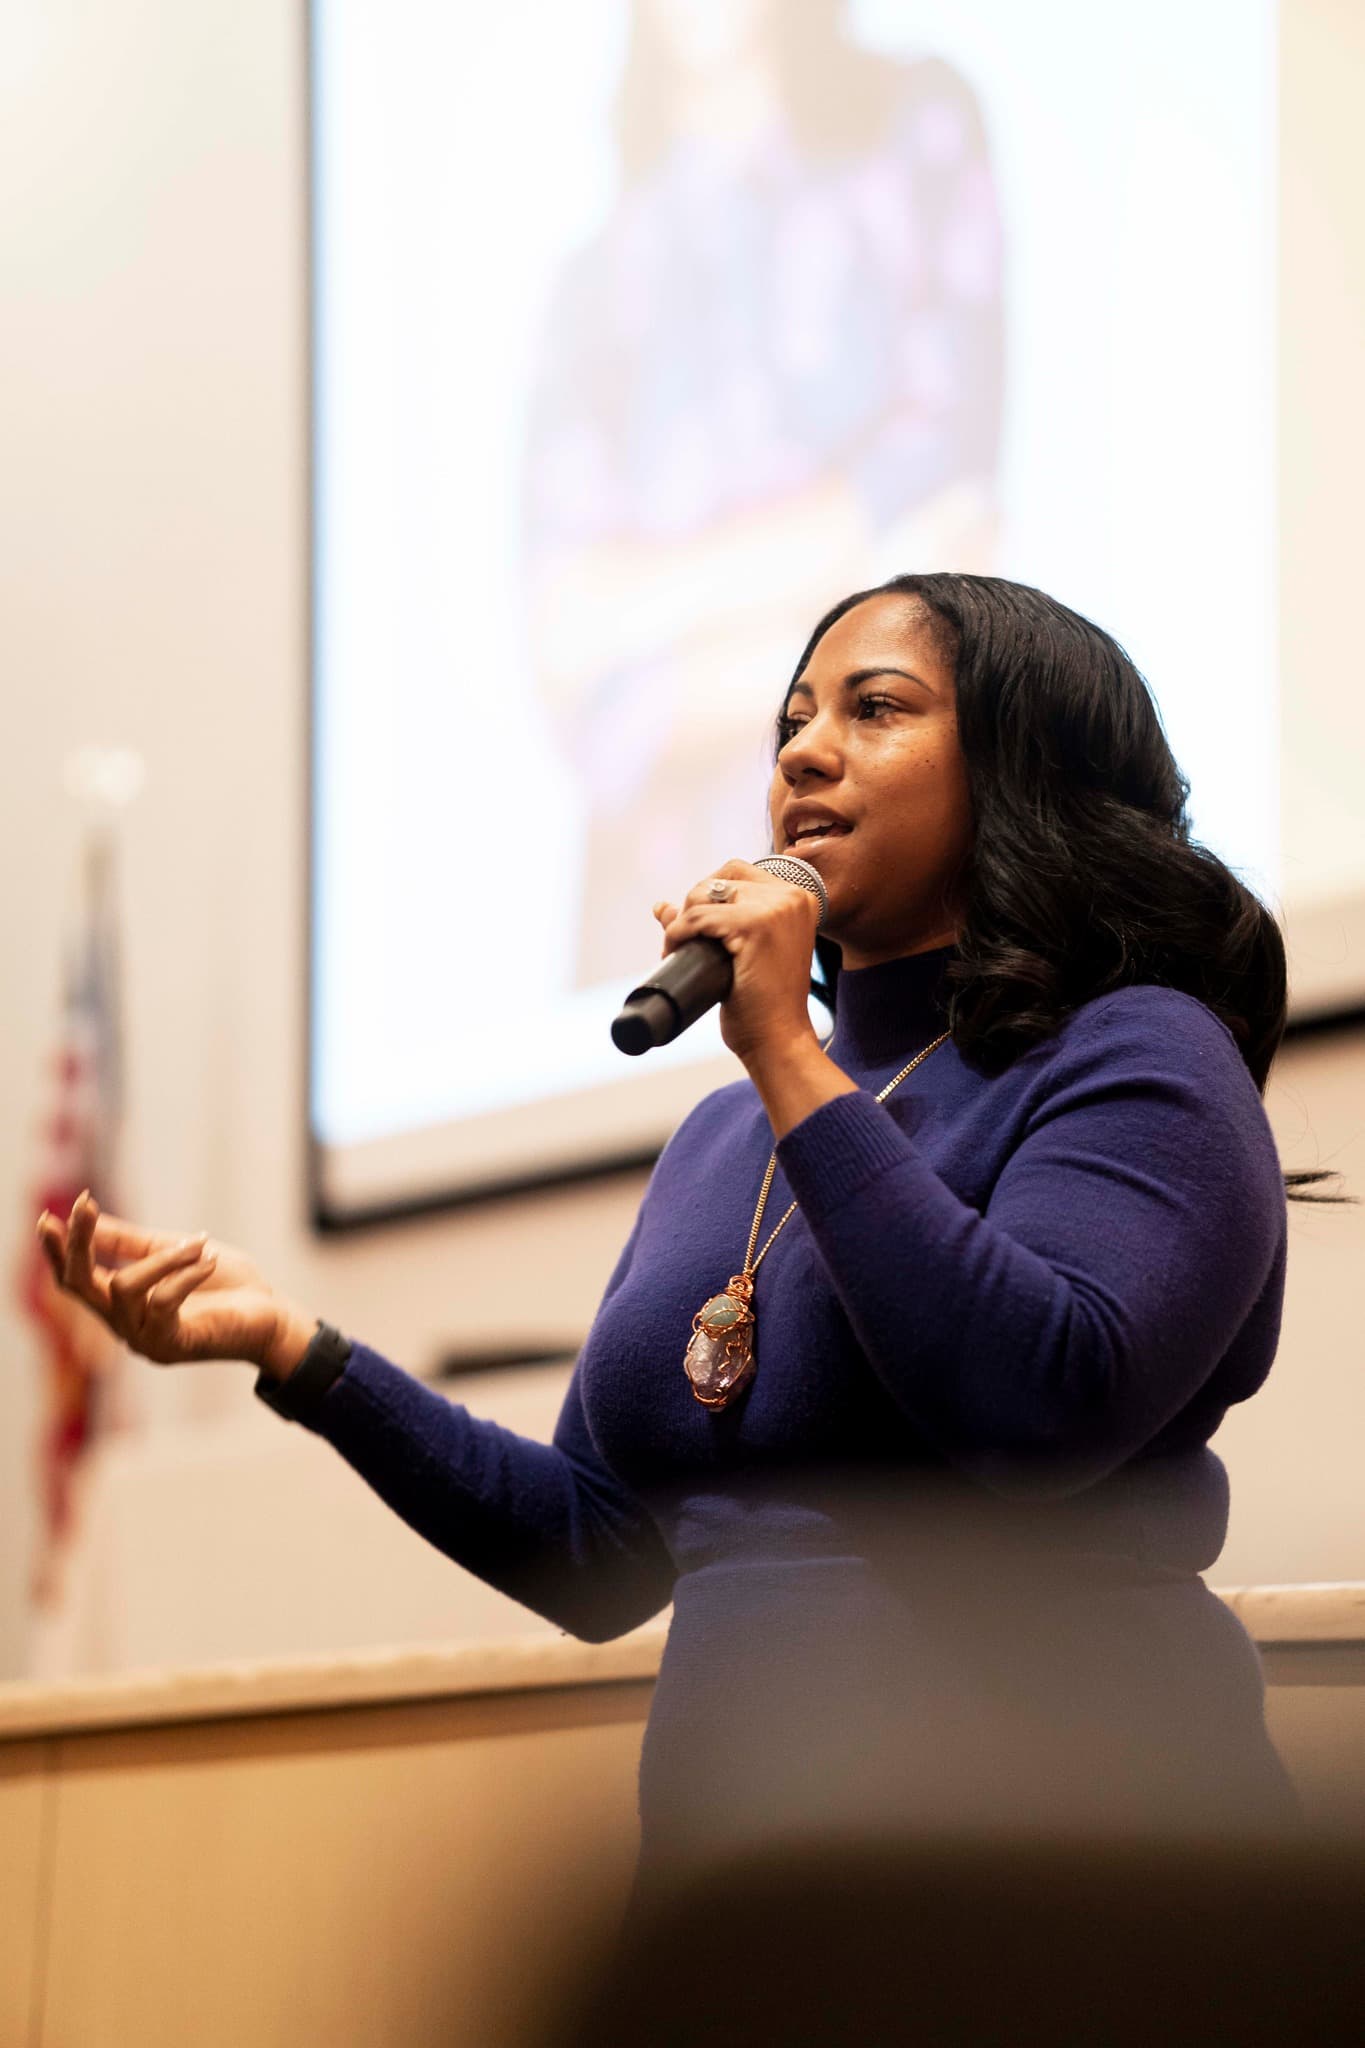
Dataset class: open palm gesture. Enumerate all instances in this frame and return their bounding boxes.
[36,1190,288,1369]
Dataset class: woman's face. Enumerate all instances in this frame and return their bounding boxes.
[767,593,972,969]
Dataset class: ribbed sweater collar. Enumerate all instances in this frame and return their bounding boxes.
[823,942,958,1071]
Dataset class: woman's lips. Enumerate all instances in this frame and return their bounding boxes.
[786,826,852,856]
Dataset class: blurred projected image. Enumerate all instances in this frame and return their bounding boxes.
[312,0,1274,1207]
[521,0,1003,987]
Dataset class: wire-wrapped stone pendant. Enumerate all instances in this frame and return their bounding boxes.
[683,1273,756,1409]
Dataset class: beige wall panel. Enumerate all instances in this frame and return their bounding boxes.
[40,1685,651,2048]
[0,1740,50,2048]
[1217,1026,1365,1585]
[1264,1669,1365,1838]
[5,1624,1363,2047]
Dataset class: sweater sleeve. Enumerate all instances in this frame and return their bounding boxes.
[290,1209,677,1642]
[773,988,1287,1501]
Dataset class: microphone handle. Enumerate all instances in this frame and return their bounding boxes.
[610,854,828,1056]
[610,935,733,1056]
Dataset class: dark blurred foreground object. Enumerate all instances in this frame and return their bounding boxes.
[556,1829,1365,2048]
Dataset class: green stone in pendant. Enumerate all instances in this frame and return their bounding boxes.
[701,1293,742,1330]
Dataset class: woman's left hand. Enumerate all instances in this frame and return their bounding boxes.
[652,859,822,1070]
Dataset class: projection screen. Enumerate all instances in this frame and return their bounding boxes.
[309,0,1362,1225]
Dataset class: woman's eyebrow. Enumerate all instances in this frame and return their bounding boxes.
[785,666,935,703]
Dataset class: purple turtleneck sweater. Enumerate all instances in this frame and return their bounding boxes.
[291,944,1296,1846]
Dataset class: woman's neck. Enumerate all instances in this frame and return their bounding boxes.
[674,62,784,171]
[825,941,958,1071]
[836,922,960,971]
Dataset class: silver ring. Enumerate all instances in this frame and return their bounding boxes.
[706,877,737,902]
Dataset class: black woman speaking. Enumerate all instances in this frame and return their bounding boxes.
[40,573,1339,1900]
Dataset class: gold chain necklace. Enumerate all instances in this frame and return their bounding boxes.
[683,1029,952,1410]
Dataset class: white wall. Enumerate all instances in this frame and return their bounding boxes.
[0,0,1362,1678]
[1279,0,1365,915]
[0,0,657,1677]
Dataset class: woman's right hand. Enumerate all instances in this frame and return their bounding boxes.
[36,1190,300,1372]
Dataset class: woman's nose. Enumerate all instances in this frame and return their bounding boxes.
[781,719,841,779]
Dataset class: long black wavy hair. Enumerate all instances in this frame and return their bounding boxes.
[781,573,1352,1206]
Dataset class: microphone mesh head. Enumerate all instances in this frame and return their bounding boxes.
[754,853,828,928]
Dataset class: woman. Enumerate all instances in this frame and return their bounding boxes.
[38,574,1345,1887]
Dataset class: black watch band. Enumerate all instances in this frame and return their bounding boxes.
[253,1318,354,1422]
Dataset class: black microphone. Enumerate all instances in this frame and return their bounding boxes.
[610,854,829,1055]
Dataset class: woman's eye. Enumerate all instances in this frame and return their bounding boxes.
[777,695,900,747]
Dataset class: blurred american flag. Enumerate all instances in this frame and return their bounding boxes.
[14,825,129,1610]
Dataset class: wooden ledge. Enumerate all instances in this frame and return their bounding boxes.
[0,1624,670,1740]
[2,1582,1363,1743]
[1215,1581,1365,1644]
